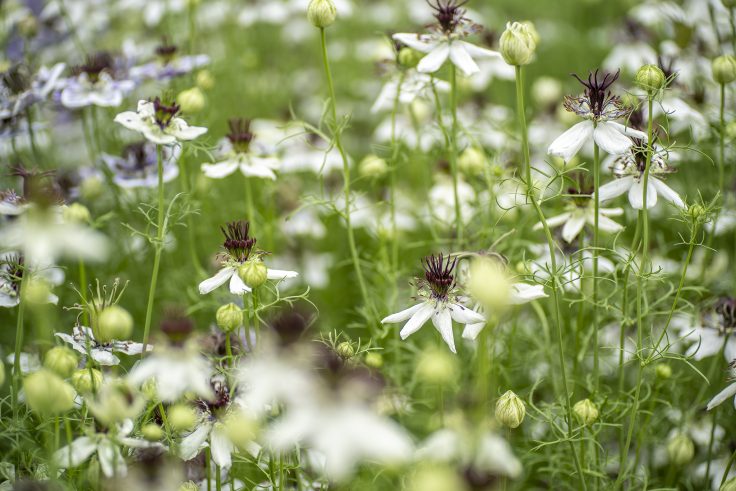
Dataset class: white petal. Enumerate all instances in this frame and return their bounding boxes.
[54,437,97,468]
[210,426,235,469]
[198,268,234,295]
[597,215,624,233]
[448,303,485,324]
[417,43,450,74]
[266,269,299,280]
[509,283,547,304]
[399,302,433,340]
[381,303,424,324]
[596,176,634,203]
[180,423,212,461]
[432,308,456,353]
[707,383,736,411]
[650,177,685,208]
[462,322,486,340]
[458,41,501,59]
[114,111,147,132]
[537,212,571,230]
[607,121,648,141]
[392,33,434,53]
[202,162,239,179]
[547,121,593,162]
[91,349,120,366]
[97,439,125,478]
[229,273,252,295]
[593,121,636,155]
[628,179,657,210]
[449,43,479,76]
[561,214,586,243]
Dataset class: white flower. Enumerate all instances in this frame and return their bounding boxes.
[60,71,135,109]
[371,71,449,113]
[114,99,207,145]
[595,146,684,210]
[0,252,63,307]
[533,200,624,243]
[127,342,214,402]
[55,326,150,366]
[0,62,65,118]
[54,419,154,478]
[381,254,485,353]
[102,142,180,189]
[201,120,279,180]
[672,302,736,362]
[707,372,736,411]
[462,283,548,340]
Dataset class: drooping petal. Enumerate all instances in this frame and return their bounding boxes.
[54,437,97,469]
[593,121,636,155]
[391,33,434,53]
[461,321,486,340]
[266,269,299,280]
[707,382,736,411]
[198,268,234,295]
[596,176,634,203]
[509,283,547,304]
[210,425,235,469]
[535,212,571,231]
[382,303,424,324]
[201,161,239,179]
[561,214,586,243]
[547,121,593,162]
[229,273,252,295]
[399,302,433,340]
[650,177,685,208]
[97,439,126,478]
[180,422,212,461]
[449,43,479,76]
[417,43,450,74]
[597,214,624,233]
[458,41,501,59]
[448,303,485,325]
[628,179,657,210]
[606,121,648,141]
[431,308,456,353]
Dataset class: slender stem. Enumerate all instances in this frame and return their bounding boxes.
[12,271,29,418]
[79,260,89,326]
[318,28,370,310]
[705,408,719,483]
[592,138,600,391]
[141,146,166,355]
[721,447,736,489]
[448,64,463,245]
[389,72,406,284]
[244,175,256,227]
[515,65,586,490]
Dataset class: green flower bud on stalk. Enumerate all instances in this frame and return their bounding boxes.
[80,176,104,201]
[635,64,666,94]
[216,303,243,333]
[238,259,268,288]
[168,404,198,432]
[141,423,164,441]
[655,363,672,379]
[499,21,537,66]
[23,369,75,415]
[23,278,51,305]
[712,55,736,85]
[43,346,79,378]
[458,147,486,175]
[336,341,355,360]
[97,305,134,343]
[667,433,694,465]
[196,70,215,90]
[365,352,383,368]
[495,390,525,428]
[307,0,336,28]
[398,47,423,68]
[71,368,103,394]
[573,398,599,426]
[177,87,206,113]
[358,155,388,179]
[63,203,91,224]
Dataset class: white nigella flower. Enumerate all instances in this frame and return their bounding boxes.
[0,189,26,216]
[595,143,685,210]
[0,62,65,118]
[199,221,298,296]
[381,254,485,353]
[129,42,210,82]
[392,1,501,76]
[54,419,152,478]
[0,252,63,307]
[371,70,450,113]
[55,325,150,366]
[533,192,624,243]
[114,98,207,145]
[548,70,647,162]
[674,298,736,362]
[60,53,135,109]
[707,364,736,411]
[102,141,180,189]
[201,119,280,180]
[462,284,547,341]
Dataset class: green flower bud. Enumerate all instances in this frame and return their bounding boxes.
[307,0,336,28]
[71,368,103,394]
[80,176,103,201]
[358,155,388,179]
[635,64,666,94]
[365,352,383,368]
[63,203,91,224]
[87,382,144,427]
[573,398,599,426]
[495,390,525,428]
[398,47,423,68]
[712,55,736,84]
[43,346,79,378]
[179,482,200,491]
[23,369,75,415]
[499,21,537,66]
[458,147,486,175]
[336,341,355,360]
[238,259,268,288]
[196,70,215,90]
[416,347,457,385]
[222,410,258,448]
[168,404,198,432]
[141,423,164,441]
[216,303,243,333]
[655,363,672,379]
[177,87,206,113]
[97,305,134,343]
[667,432,694,465]
[688,203,706,222]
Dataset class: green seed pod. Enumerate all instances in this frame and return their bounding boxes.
[63,203,91,224]
[238,259,268,288]
[43,346,79,378]
[23,369,75,415]
[495,390,526,428]
[655,363,672,379]
[216,303,243,333]
[398,47,423,69]
[635,64,666,94]
[712,55,736,84]
[141,423,164,441]
[667,433,694,465]
[336,341,355,360]
[307,0,337,28]
[168,404,198,432]
[358,155,388,179]
[97,305,134,343]
[573,398,599,426]
[177,87,206,113]
[71,368,103,394]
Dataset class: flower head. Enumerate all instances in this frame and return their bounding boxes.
[421,253,457,301]
[428,0,470,35]
[114,98,207,145]
[565,69,628,122]
[220,220,258,264]
[201,118,280,180]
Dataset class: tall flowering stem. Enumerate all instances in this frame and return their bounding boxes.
[515,66,586,489]
[318,28,370,309]
[141,145,166,354]
[12,272,28,418]
[449,65,463,245]
[592,136,601,389]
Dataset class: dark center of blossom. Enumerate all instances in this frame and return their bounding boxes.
[226,118,255,154]
[155,39,178,64]
[121,142,154,172]
[221,220,257,263]
[716,297,736,330]
[9,165,59,206]
[152,97,180,130]
[197,377,230,412]
[571,69,620,118]
[428,0,468,34]
[423,253,456,299]
[72,52,114,83]
[1,254,24,292]
[2,64,31,94]
[630,138,650,174]
[657,55,677,82]
[160,308,194,344]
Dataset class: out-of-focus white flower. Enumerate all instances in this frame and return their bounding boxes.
[0,252,63,307]
[533,198,624,243]
[0,62,65,118]
[201,119,279,180]
[372,71,449,113]
[115,98,207,145]
[60,53,135,109]
[55,326,150,366]
[673,300,736,362]
[102,142,180,189]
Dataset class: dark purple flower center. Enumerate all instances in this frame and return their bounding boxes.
[152,97,180,129]
[73,52,114,83]
[1,254,24,292]
[571,69,620,118]
[423,253,456,299]
[428,0,468,34]
[226,118,255,154]
[155,40,178,64]
[2,64,31,94]
[716,297,736,330]
[221,220,257,263]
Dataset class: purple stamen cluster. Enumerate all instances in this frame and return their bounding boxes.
[428,0,468,34]
[226,118,255,154]
[221,220,257,263]
[716,297,736,330]
[152,97,180,129]
[155,40,178,63]
[571,69,620,118]
[1,254,24,291]
[72,52,114,83]
[423,253,456,299]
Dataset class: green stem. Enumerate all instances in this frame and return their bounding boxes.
[448,64,463,246]
[592,138,600,391]
[12,271,28,419]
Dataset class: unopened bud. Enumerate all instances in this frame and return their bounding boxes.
[238,259,268,288]
[216,303,243,333]
[495,390,525,428]
[358,155,388,179]
[43,346,78,378]
[63,203,91,224]
[177,87,206,113]
[336,341,355,360]
[168,404,198,432]
[458,147,486,175]
[141,423,164,441]
[307,0,337,28]
[655,363,672,379]
[23,369,75,415]
[97,305,134,343]
[398,47,423,68]
[667,433,694,465]
[573,398,599,426]
[71,368,103,394]
[635,64,666,94]
[196,70,215,90]
[499,21,537,66]
[713,55,736,85]
[365,352,383,368]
